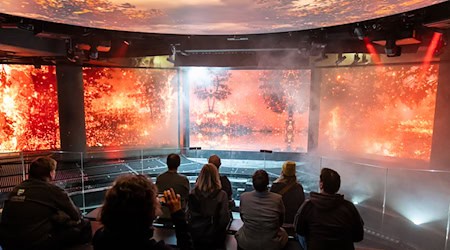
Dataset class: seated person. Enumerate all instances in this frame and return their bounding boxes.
[187,163,230,250]
[270,161,305,225]
[235,170,288,250]
[294,168,364,250]
[208,154,234,208]
[156,154,190,220]
[92,174,193,250]
[0,157,90,250]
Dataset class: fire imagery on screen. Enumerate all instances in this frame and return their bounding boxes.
[0,65,59,152]
[83,67,178,148]
[319,64,439,161]
[188,68,311,152]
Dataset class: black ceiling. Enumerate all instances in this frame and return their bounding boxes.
[0,1,449,68]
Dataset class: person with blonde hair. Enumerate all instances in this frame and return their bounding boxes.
[188,163,229,250]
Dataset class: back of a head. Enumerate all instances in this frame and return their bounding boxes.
[167,153,181,170]
[195,163,222,193]
[208,154,221,168]
[29,157,57,181]
[320,168,341,194]
[100,174,157,233]
[252,169,269,192]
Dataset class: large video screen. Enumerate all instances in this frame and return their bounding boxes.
[83,68,178,148]
[0,65,59,152]
[319,64,439,160]
[188,68,311,152]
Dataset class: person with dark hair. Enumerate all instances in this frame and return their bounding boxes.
[92,174,193,250]
[294,168,364,250]
[208,154,234,207]
[270,161,305,224]
[156,154,190,210]
[235,169,288,250]
[187,163,229,250]
[0,157,90,250]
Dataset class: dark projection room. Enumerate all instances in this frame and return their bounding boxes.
[0,1,450,249]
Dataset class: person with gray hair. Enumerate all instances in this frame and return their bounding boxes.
[294,168,364,250]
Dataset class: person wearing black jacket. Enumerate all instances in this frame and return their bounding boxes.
[187,163,230,250]
[294,168,364,250]
[208,155,233,206]
[0,157,89,250]
[92,175,193,250]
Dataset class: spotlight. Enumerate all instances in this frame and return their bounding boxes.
[361,54,369,64]
[335,53,347,65]
[385,39,401,57]
[166,44,176,64]
[351,53,360,65]
[123,40,130,46]
[354,27,365,40]
[314,51,328,62]
[89,46,98,60]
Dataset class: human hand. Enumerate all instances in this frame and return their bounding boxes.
[164,188,182,214]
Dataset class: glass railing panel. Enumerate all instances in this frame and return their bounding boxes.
[0,151,24,208]
[384,168,450,250]
[81,148,146,211]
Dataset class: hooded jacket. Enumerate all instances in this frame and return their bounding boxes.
[187,188,230,249]
[294,192,364,250]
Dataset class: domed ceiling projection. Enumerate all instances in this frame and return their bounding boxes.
[0,0,446,35]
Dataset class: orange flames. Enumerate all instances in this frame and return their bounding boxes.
[0,65,59,152]
[319,64,438,160]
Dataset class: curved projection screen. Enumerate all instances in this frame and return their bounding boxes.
[0,0,445,35]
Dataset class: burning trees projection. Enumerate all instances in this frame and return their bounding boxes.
[319,65,439,161]
[189,69,311,151]
[0,65,59,152]
[260,70,310,150]
[83,68,178,148]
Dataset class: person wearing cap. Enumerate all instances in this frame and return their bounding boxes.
[270,161,305,224]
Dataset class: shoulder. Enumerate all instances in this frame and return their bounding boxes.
[218,190,228,200]
[270,182,285,192]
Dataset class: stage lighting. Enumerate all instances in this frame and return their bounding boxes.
[361,54,369,64]
[314,51,328,62]
[351,53,361,65]
[166,44,176,64]
[354,27,365,40]
[335,53,346,65]
[385,39,401,57]
[89,46,98,60]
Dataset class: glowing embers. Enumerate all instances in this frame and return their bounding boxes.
[0,65,60,152]
[188,68,311,152]
[83,68,178,148]
[319,65,439,160]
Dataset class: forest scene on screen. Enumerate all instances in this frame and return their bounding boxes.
[0,65,59,152]
[83,68,178,148]
[319,64,439,161]
[188,68,311,152]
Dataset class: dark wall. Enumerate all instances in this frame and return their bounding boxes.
[56,65,87,153]
[430,32,450,169]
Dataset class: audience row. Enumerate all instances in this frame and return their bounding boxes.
[0,154,364,250]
